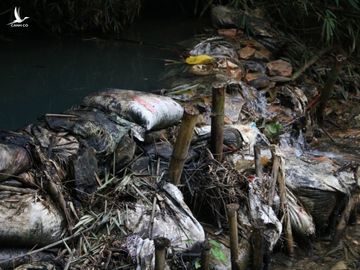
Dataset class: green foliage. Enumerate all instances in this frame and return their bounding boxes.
[264,122,283,139]
[233,0,360,55]
[209,239,227,263]
[2,0,142,33]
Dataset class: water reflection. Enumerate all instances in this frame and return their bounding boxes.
[0,17,207,130]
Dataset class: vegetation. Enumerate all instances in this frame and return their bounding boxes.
[1,0,142,33]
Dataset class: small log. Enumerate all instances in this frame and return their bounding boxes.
[201,240,211,270]
[227,203,240,270]
[154,237,170,270]
[169,106,199,185]
[211,82,226,162]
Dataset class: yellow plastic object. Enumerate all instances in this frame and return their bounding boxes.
[185,54,214,65]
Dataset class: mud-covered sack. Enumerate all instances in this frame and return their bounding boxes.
[0,249,57,270]
[0,190,65,247]
[0,131,32,180]
[83,89,184,131]
[44,108,144,156]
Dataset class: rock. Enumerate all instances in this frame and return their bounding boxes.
[217,28,238,38]
[239,46,256,59]
[245,72,270,89]
[330,261,347,270]
[254,47,272,60]
[266,59,293,77]
[244,60,266,73]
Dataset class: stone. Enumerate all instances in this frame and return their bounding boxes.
[239,46,256,59]
[245,72,270,89]
[266,59,293,77]
[217,28,238,38]
[254,47,272,60]
[330,261,347,270]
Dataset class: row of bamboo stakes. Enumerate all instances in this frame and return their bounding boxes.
[155,83,295,270]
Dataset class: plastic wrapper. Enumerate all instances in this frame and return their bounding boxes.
[121,183,205,270]
[248,178,282,251]
[83,89,184,131]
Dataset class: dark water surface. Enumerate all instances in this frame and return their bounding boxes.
[0,17,207,130]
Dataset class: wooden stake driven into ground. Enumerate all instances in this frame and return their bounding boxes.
[154,237,170,270]
[211,82,225,162]
[169,106,199,185]
[227,203,240,270]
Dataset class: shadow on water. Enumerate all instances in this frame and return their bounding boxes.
[0,17,208,130]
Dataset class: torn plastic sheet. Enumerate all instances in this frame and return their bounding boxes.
[248,178,282,251]
[189,37,239,60]
[287,187,315,236]
[83,89,184,131]
[122,183,205,270]
[284,153,356,194]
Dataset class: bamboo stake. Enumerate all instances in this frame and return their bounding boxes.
[227,203,239,270]
[268,145,279,206]
[254,145,262,178]
[252,226,264,270]
[273,147,294,256]
[169,106,199,185]
[211,82,226,162]
[201,240,211,270]
[154,237,170,270]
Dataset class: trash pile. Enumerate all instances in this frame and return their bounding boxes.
[1,6,360,270]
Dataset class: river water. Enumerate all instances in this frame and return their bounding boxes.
[0,17,207,130]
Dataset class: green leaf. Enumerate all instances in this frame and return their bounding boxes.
[264,122,283,138]
[194,258,201,269]
[209,240,227,263]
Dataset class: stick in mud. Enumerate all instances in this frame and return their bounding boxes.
[227,203,239,270]
[211,82,225,162]
[169,106,199,185]
[154,237,170,270]
[201,240,211,270]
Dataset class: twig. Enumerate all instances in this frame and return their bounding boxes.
[149,196,158,239]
